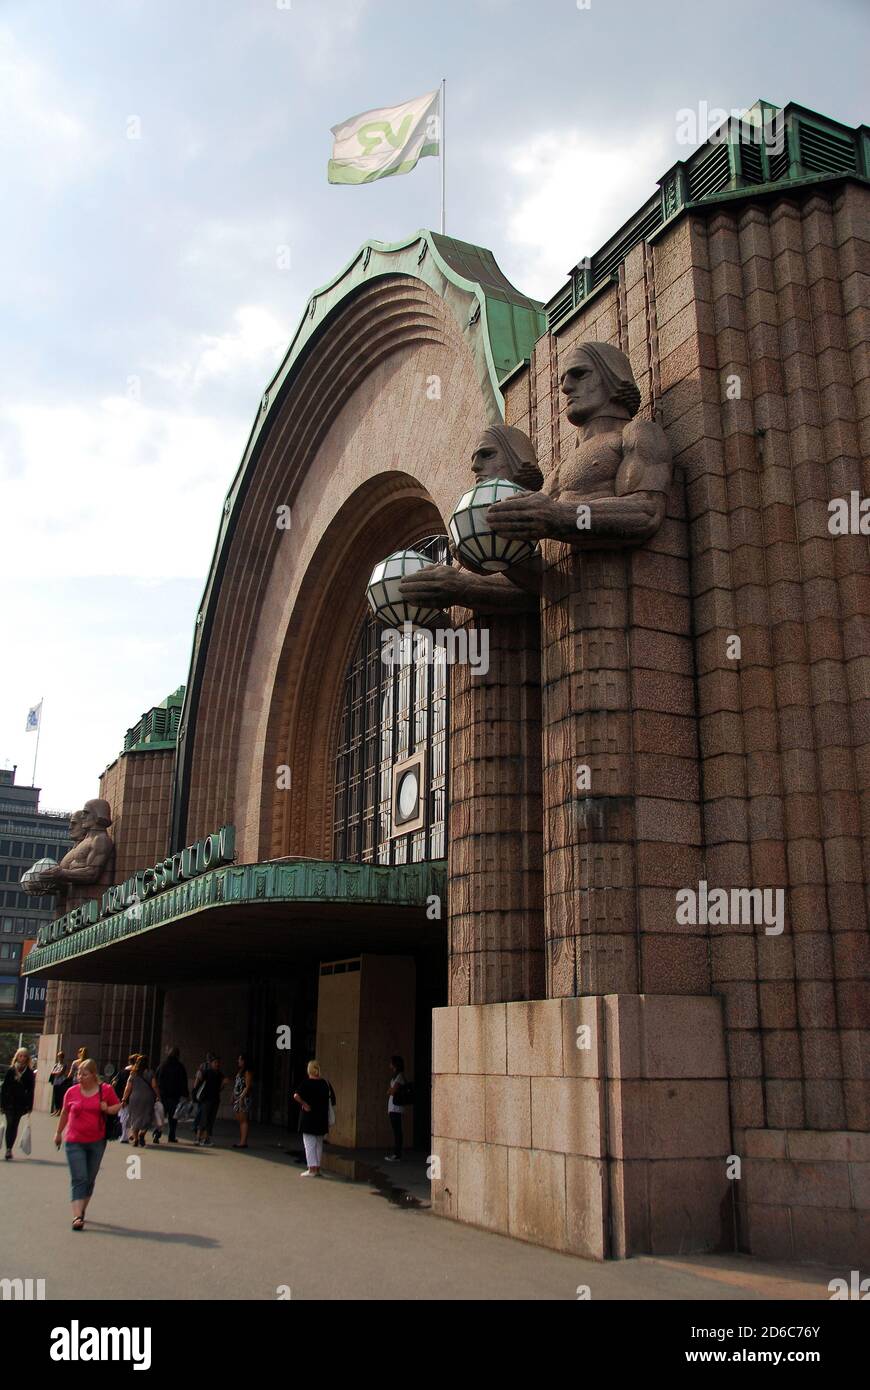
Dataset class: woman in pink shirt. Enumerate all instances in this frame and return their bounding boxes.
[54,1058,122,1231]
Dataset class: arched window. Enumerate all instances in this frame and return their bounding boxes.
[333,536,449,865]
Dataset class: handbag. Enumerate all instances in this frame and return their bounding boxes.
[327,1081,336,1129]
[101,1084,122,1141]
[17,1117,31,1155]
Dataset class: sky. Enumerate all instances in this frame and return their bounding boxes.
[1,0,867,812]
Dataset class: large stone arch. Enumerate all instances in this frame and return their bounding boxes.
[173,234,544,861]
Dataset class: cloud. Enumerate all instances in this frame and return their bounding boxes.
[147,303,290,394]
[0,25,106,193]
[0,394,246,580]
[501,125,670,301]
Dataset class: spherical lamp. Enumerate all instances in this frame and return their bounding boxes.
[448,478,539,574]
[21,858,61,896]
[365,549,443,628]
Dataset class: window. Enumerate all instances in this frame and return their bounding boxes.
[333,534,449,865]
[1,918,11,933]
[0,840,9,855]
[0,984,16,1007]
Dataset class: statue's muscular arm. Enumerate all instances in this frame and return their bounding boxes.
[50,833,113,883]
[488,418,672,547]
[399,557,541,612]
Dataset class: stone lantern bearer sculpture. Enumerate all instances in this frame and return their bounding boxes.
[485,340,674,998]
[21,798,115,902]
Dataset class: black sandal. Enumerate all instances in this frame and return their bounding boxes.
[72,1217,84,1231]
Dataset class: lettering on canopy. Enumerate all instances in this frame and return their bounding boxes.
[35,826,235,947]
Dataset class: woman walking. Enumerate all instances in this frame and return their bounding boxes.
[49,1051,67,1115]
[123,1055,158,1148]
[1,1048,36,1160]
[292,1060,335,1178]
[232,1054,254,1149]
[54,1058,122,1230]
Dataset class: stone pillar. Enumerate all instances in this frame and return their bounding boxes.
[448,609,544,1004]
[539,520,703,998]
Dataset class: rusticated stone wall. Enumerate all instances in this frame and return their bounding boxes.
[448,609,544,1005]
[499,180,869,1263]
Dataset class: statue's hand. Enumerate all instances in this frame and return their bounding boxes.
[486,492,558,542]
[399,564,466,608]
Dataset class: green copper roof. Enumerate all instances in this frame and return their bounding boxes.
[170,230,544,850]
[123,686,186,753]
[24,858,447,978]
[547,99,870,332]
[258,229,544,422]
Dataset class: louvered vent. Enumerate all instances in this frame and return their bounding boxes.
[687,142,731,199]
[739,140,764,185]
[767,141,790,182]
[798,122,856,174]
[546,284,574,332]
[591,203,663,288]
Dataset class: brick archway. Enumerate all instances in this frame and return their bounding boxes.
[180,273,494,861]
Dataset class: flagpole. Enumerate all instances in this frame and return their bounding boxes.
[32,699,42,787]
[440,77,446,234]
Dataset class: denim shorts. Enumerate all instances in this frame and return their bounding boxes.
[65,1140,106,1201]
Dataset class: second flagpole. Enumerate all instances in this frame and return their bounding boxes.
[440,77,446,234]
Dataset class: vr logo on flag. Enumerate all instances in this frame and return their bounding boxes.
[357,115,413,153]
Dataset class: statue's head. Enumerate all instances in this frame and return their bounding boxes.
[470,423,544,491]
[82,798,112,830]
[560,342,641,426]
[69,810,86,843]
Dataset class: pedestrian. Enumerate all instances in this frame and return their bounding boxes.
[115,1056,137,1143]
[49,1050,67,1115]
[155,1046,188,1144]
[232,1054,254,1149]
[385,1055,407,1162]
[122,1054,159,1148]
[193,1055,227,1147]
[67,1046,87,1086]
[292,1060,335,1178]
[54,1057,122,1231]
[1,1048,36,1160]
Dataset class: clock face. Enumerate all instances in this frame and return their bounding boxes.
[396,769,419,822]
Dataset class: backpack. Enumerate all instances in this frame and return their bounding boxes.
[101,1084,122,1142]
[394,1080,415,1107]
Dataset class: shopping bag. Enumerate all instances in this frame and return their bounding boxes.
[173,1100,196,1123]
[153,1101,166,1129]
[17,1118,32,1156]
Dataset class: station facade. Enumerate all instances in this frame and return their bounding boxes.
[26,101,869,1264]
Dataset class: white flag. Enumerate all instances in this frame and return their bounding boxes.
[328,89,440,185]
[25,701,42,733]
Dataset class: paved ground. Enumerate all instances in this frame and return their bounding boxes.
[1,1113,842,1301]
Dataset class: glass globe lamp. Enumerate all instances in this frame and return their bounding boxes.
[448,478,539,574]
[365,549,443,628]
[21,858,61,896]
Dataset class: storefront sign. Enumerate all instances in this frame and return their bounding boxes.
[36,825,235,947]
[18,975,47,1014]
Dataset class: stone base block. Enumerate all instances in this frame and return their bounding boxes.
[736,1128,870,1265]
[431,994,732,1259]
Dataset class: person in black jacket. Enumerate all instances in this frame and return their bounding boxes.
[292,1060,336,1177]
[1,1048,36,1160]
[155,1046,189,1144]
